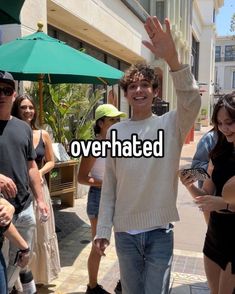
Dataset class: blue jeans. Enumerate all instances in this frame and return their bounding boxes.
[2,202,36,290]
[0,252,7,294]
[87,187,101,219]
[115,227,173,294]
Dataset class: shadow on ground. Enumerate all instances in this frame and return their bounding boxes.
[53,204,91,268]
[53,204,86,241]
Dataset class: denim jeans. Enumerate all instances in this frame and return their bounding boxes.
[0,252,7,294]
[115,226,173,294]
[87,187,101,219]
[2,202,36,291]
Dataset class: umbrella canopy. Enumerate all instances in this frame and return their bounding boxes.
[0,25,124,123]
[0,29,123,85]
[0,0,25,24]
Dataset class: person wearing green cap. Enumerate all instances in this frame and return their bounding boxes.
[94,16,201,294]
[78,104,126,294]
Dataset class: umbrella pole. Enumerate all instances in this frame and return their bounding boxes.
[38,75,43,126]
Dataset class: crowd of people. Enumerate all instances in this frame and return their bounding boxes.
[0,14,234,294]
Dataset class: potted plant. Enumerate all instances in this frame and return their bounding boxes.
[200,108,208,127]
[194,117,201,131]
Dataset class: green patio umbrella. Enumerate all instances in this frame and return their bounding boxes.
[0,0,25,24]
[0,24,123,124]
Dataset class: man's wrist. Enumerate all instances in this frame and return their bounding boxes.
[225,203,233,212]
[19,247,30,254]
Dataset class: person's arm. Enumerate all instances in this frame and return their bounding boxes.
[4,223,30,267]
[28,160,49,216]
[0,198,15,226]
[94,131,117,255]
[4,223,28,250]
[179,160,227,224]
[143,16,201,142]
[39,130,55,178]
[78,156,102,187]
[191,131,217,188]
[192,131,216,170]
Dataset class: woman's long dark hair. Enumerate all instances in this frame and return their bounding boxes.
[11,94,38,130]
[210,92,235,160]
[93,117,105,135]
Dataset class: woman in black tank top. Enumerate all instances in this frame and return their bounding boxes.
[180,93,235,294]
[12,95,61,286]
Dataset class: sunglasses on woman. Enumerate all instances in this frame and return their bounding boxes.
[0,87,14,96]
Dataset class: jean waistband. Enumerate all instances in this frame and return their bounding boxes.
[90,186,101,192]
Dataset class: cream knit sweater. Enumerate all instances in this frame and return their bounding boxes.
[96,65,201,241]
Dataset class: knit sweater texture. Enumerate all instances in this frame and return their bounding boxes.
[96,65,201,241]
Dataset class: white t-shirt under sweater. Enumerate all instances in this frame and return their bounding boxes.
[96,65,201,241]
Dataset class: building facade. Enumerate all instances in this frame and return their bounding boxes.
[215,36,235,98]
[192,0,224,124]
[0,0,224,120]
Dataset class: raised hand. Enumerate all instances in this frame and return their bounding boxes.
[143,16,182,71]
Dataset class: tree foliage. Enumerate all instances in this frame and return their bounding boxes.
[26,83,105,145]
[230,13,235,33]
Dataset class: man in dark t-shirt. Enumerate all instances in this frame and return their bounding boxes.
[0,71,49,293]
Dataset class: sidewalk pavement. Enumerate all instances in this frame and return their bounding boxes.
[37,126,212,294]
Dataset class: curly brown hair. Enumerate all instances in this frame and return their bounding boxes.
[119,62,159,92]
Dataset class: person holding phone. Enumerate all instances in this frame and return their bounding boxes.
[179,93,235,294]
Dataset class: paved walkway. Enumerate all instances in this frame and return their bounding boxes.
[36,126,212,294]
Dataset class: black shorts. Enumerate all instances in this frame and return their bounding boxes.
[203,211,235,274]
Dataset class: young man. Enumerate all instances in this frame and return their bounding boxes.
[94,16,201,294]
[0,71,49,293]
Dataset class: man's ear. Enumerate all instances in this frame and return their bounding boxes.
[153,89,159,97]
[12,91,17,102]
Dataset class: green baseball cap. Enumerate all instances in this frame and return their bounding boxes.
[95,104,127,120]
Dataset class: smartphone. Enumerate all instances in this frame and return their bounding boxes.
[180,168,210,181]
